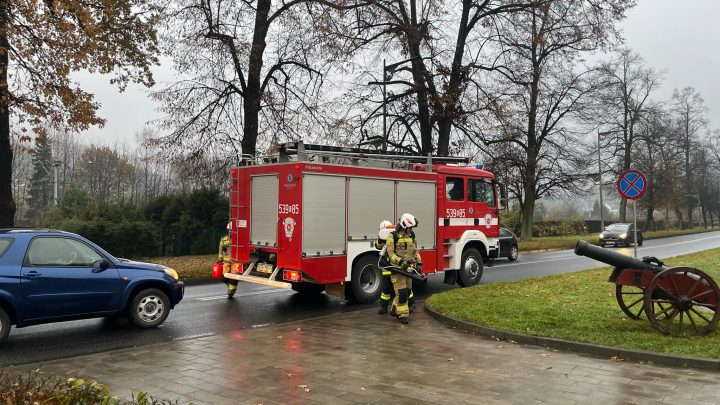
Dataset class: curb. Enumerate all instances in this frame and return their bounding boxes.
[521,248,563,254]
[423,303,720,372]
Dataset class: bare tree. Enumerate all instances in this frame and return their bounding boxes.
[595,48,663,222]
[473,0,632,240]
[672,87,707,228]
[152,0,363,169]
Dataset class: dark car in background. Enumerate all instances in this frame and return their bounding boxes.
[598,223,643,247]
[0,229,184,345]
[498,228,519,261]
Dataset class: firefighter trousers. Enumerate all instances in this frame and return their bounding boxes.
[222,263,238,295]
[380,272,414,313]
[390,274,412,319]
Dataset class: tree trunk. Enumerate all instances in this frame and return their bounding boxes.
[436,1,470,157]
[409,45,432,155]
[241,0,271,158]
[0,0,14,227]
[643,206,654,232]
[674,207,685,229]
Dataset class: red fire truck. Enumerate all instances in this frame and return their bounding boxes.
[225,142,506,303]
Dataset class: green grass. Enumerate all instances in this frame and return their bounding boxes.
[427,247,720,359]
[519,227,717,252]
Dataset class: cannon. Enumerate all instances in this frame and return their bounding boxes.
[575,240,720,336]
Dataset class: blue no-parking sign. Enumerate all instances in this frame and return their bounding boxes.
[616,170,647,200]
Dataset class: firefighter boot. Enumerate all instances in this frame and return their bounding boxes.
[408,290,415,313]
[227,282,237,299]
[378,299,389,314]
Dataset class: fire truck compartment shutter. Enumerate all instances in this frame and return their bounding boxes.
[303,174,346,256]
[251,175,279,246]
[348,178,394,241]
[396,181,436,249]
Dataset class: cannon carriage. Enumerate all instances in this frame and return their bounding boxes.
[575,240,720,336]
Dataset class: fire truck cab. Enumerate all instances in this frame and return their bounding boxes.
[225,142,506,303]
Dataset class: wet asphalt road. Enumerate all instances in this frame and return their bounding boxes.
[2,231,720,367]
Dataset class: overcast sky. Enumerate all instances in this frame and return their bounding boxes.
[76,0,720,147]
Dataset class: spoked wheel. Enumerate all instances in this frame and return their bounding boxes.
[644,267,720,336]
[615,284,646,320]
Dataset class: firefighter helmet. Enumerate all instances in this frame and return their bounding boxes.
[398,213,418,229]
[378,220,394,240]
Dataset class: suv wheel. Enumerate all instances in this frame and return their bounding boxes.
[0,307,10,345]
[130,288,170,328]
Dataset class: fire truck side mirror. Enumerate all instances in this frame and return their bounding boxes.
[498,182,508,210]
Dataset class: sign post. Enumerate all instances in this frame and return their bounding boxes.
[617,170,647,258]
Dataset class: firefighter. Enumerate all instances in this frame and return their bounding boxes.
[219,222,238,298]
[386,213,422,324]
[376,220,415,315]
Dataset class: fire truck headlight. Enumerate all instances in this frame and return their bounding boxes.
[164,268,179,280]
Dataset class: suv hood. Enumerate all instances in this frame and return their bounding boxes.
[116,258,166,272]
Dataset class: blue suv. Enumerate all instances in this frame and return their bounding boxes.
[0,229,184,345]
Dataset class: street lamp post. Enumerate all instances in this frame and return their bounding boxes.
[53,158,61,206]
[368,56,422,152]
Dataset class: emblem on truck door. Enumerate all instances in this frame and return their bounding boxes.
[484,214,493,229]
[283,217,297,240]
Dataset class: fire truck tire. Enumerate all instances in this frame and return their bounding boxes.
[347,255,383,304]
[291,282,326,295]
[457,248,483,287]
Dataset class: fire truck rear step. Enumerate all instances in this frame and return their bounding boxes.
[224,262,292,289]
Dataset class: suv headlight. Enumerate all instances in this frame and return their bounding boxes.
[619,233,627,239]
[164,268,179,280]
[598,234,604,239]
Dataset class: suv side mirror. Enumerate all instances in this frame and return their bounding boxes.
[93,258,110,272]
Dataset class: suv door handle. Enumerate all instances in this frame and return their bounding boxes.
[23,271,41,278]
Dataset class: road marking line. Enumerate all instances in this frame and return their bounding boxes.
[173,332,215,341]
[197,289,291,301]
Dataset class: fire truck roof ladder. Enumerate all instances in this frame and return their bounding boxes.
[277,141,470,170]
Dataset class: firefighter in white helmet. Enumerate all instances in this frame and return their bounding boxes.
[219,222,238,298]
[386,213,422,324]
[376,220,415,314]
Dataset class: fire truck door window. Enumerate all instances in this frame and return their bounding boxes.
[469,179,495,207]
[446,177,464,201]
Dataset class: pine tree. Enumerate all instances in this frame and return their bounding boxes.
[25,138,53,225]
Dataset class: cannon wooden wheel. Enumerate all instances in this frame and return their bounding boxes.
[615,284,646,320]
[643,267,720,336]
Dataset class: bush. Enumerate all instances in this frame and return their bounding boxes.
[51,219,161,258]
[0,369,174,405]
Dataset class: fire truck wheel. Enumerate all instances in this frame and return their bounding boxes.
[291,282,326,295]
[457,248,483,287]
[347,255,383,304]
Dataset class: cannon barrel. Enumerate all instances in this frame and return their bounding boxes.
[574,240,668,271]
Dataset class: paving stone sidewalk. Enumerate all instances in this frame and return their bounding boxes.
[8,306,720,404]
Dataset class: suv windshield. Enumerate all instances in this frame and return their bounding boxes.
[606,224,630,231]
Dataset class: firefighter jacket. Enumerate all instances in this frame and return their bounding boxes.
[386,230,422,266]
[218,235,232,263]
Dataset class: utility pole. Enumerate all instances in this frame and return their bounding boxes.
[53,158,61,206]
[598,130,612,230]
